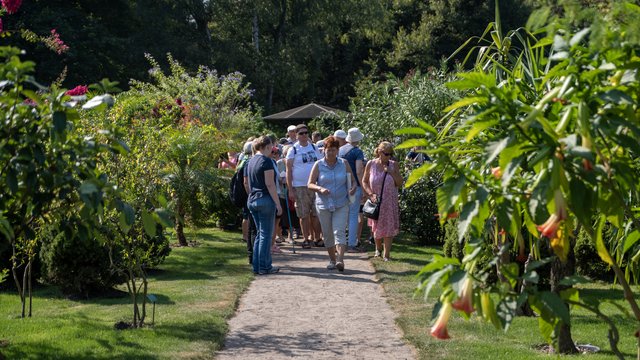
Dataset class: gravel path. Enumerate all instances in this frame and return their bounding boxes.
[215,245,415,359]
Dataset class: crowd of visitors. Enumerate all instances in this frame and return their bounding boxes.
[225,123,411,274]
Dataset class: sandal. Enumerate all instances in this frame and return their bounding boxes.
[313,239,325,247]
[302,240,312,249]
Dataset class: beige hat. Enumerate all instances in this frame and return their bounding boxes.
[345,127,364,143]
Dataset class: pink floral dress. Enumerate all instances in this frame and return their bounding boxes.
[367,159,400,238]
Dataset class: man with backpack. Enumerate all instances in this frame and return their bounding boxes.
[285,124,323,249]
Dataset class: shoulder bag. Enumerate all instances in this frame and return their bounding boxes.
[362,170,388,220]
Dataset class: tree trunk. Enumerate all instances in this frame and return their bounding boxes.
[175,198,188,246]
[27,259,32,317]
[517,254,535,316]
[550,242,578,354]
[11,243,25,318]
[252,11,260,53]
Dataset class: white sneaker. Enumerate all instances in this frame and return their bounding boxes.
[326,261,336,270]
[374,250,381,258]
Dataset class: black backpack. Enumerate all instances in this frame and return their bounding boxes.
[229,161,248,208]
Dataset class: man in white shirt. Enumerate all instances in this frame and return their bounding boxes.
[286,125,297,145]
[286,124,322,248]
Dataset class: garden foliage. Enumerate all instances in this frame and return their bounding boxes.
[403,2,640,357]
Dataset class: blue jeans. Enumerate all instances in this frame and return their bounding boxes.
[347,186,363,247]
[248,196,276,274]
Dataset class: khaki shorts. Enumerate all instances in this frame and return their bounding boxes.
[293,187,316,218]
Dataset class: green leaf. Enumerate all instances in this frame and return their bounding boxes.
[560,288,580,303]
[118,203,135,233]
[458,200,480,243]
[79,182,99,196]
[53,111,67,133]
[153,208,174,227]
[496,297,517,331]
[538,316,555,343]
[569,28,590,47]
[6,168,18,193]
[485,137,510,166]
[436,176,466,213]
[568,179,593,223]
[141,210,157,237]
[539,291,570,325]
[395,138,429,150]
[466,119,499,142]
[623,230,640,255]
[417,268,449,301]
[405,162,436,188]
[596,215,614,265]
[444,96,486,113]
[415,119,438,135]
[417,255,460,275]
[522,271,539,284]
[597,90,633,105]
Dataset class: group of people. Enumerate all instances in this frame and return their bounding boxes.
[230,124,403,275]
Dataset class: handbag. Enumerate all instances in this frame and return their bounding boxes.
[362,171,388,220]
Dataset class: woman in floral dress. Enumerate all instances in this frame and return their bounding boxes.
[362,141,403,261]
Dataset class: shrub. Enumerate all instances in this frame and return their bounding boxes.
[40,229,123,297]
[574,229,614,281]
[442,219,464,260]
[400,176,442,245]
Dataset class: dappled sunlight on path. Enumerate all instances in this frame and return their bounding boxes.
[215,246,415,359]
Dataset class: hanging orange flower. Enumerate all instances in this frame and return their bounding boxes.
[430,302,453,340]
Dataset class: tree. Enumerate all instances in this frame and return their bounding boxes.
[405,2,640,357]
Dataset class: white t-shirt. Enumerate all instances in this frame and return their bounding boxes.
[286,141,321,187]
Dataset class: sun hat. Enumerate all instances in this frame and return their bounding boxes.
[287,125,297,132]
[345,127,364,143]
[333,129,347,139]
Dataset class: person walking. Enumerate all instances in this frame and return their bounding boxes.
[246,136,282,274]
[308,136,356,272]
[339,128,365,252]
[285,124,323,249]
[362,141,403,262]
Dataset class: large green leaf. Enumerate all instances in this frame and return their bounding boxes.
[458,200,480,243]
[436,176,466,213]
[496,297,517,331]
[596,215,614,265]
[539,291,570,325]
[141,209,157,237]
[622,230,640,255]
[485,137,510,166]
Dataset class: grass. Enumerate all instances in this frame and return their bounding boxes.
[0,227,253,359]
[371,237,639,360]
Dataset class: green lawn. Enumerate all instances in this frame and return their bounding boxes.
[371,238,639,360]
[0,228,253,359]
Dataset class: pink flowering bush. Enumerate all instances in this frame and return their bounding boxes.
[66,85,89,96]
[1,0,21,14]
[42,29,69,54]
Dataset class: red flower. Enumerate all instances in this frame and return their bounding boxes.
[537,190,568,238]
[66,85,88,96]
[582,159,593,172]
[176,98,182,106]
[452,278,474,315]
[491,167,502,179]
[0,18,3,33]
[430,302,453,340]
[1,0,22,14]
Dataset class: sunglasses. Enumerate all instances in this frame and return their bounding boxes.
[382,152,392,156]
[297,131,308,135]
